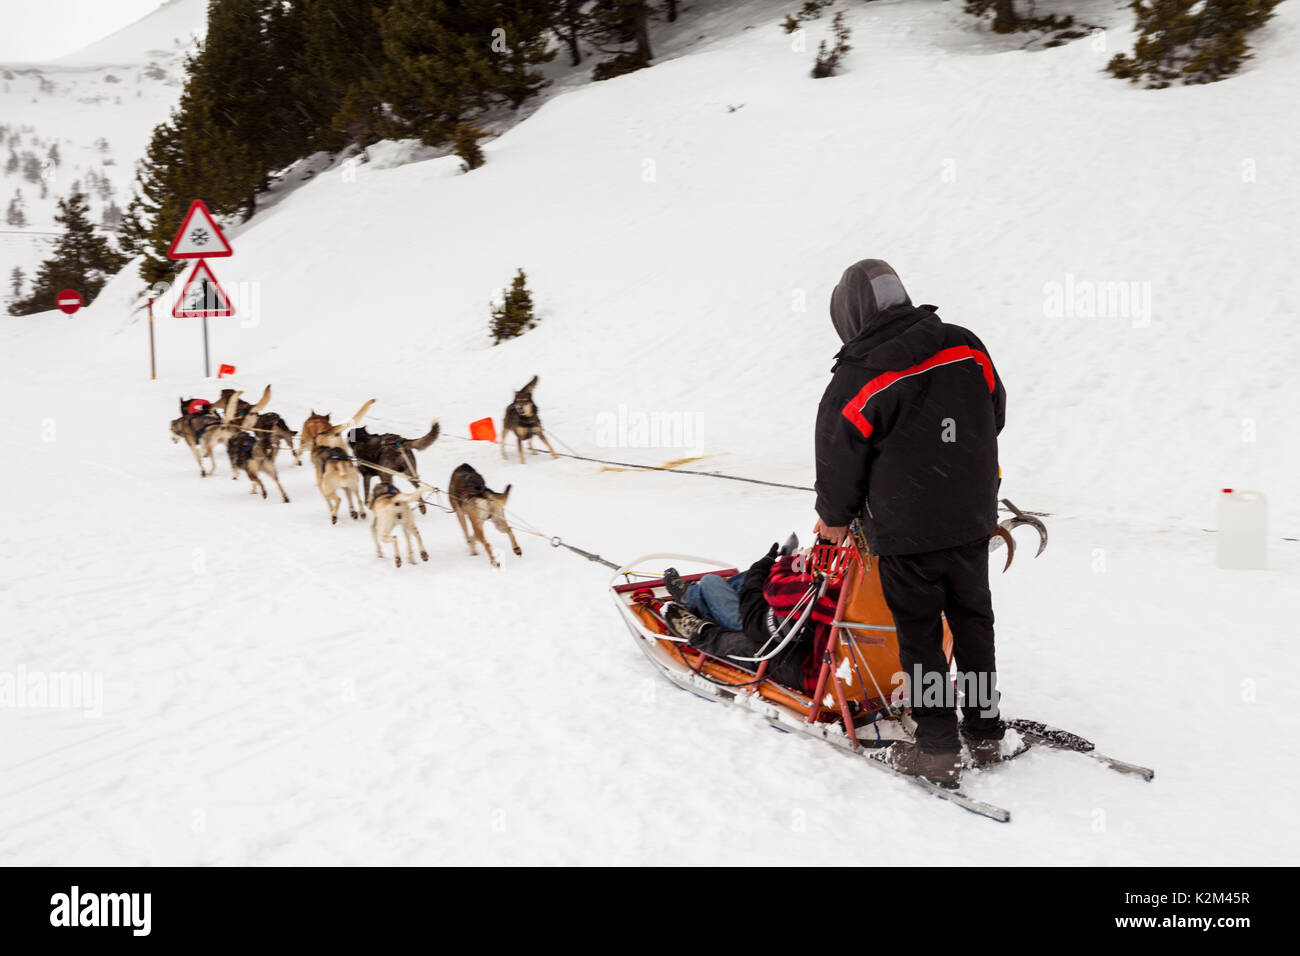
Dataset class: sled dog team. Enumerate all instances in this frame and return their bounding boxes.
[169,376,551,568]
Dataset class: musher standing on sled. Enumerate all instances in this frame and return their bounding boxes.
[812,259,1006,787]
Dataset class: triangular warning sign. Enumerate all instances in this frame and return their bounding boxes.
[173,260,235,318]
[167,199,233,259]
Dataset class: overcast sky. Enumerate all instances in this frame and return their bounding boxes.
[0,0,162,62]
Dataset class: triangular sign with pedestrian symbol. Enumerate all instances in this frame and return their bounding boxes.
[167,199,233,259]
[173,260,235,318]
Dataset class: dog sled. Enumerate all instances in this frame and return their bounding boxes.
[608,503,1152,822]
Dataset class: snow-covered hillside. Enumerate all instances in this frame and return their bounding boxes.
[1,1,1297,864]
[0,0,205,305]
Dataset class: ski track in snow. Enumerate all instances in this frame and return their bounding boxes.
[2,0,1298,864]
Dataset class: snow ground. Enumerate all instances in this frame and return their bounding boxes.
[1,1,1298,864]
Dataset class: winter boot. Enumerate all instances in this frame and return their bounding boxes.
[964,736,1004,769]
[883,741,961,788]
[962,726,1015,768]
[663,602,714,646]
[662,567,691,605]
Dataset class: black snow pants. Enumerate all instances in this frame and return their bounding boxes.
[878,537,1003,752]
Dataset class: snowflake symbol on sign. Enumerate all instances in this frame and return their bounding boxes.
[189,227,210,246]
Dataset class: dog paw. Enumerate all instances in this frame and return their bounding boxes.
[331,515,338,525]
[420,551,429,562]
[395,556,402,568]
[513,547,522,556]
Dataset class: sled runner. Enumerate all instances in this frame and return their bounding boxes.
[608,509,1151,822]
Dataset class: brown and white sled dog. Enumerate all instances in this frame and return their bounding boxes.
[368,482,432,568]
[252,411,298,462]
[170,402,220,477]
[171,387,270,477]
[309,399,375,523]
[299,398,374,463]
[501,375,557,465]
[297,410,331,465]
[353,418,440,512]
[226,392,292,503]
[228,432,291,502]
[448,463,521,568]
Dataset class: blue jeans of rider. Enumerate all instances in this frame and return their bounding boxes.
[683,572,747,632]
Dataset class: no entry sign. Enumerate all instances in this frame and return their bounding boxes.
[56,289,82,314]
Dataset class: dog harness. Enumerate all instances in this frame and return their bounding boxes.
[371,483,400,501]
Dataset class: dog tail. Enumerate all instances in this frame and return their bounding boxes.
[250,384,272,415]
[220,389,245,423]
[344,398,376,430]
[409,419,440,451]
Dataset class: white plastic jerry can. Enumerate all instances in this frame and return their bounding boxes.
[1216,489,1268,570]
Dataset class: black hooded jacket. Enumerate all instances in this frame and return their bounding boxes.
[814,264,1005,556]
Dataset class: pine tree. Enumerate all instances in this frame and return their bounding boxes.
[451,122,486,171]
[376,0,558,145]
[120,114,190,286]
[811,11,852,78]
[9,266,23,300]
[490,268,538,343]
[964,0,1022,34]
[181,0,305,218]
[494,1,562,109]
[555,0,588,66]
[101,200,123,229]
[8,191,127,315]
[296,0,394,151]
[21,152,41,183]
[1108,0,1282,87]
[589,0,654,80]
[5,190,25,227]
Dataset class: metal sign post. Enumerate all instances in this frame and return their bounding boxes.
[148,296,157,380]
[167,199,234,378]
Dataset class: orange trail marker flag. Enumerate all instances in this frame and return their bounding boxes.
[218,364,236,378]
[469,417,497,442]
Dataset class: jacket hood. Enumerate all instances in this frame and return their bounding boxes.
[829,259,912,344]
[833,303,945,373]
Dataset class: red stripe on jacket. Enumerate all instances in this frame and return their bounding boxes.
[840,345,994,439]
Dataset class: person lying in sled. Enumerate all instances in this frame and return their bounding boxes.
[661,532,798,632]
[658,537,842,695]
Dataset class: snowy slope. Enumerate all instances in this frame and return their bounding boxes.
[0,0,204,306]
[53,0,206,69]
[1,1,1297,865]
